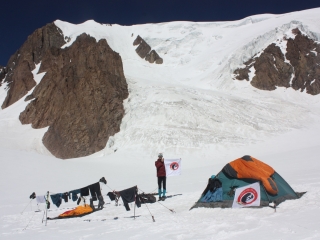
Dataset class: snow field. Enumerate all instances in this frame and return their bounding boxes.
[1,7,320,239]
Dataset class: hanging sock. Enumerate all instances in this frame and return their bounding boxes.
[77,197,82,205]
[29,192,36,199]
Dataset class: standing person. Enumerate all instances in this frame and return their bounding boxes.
[155,153,166,201]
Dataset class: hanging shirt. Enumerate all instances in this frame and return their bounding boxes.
[119,186,141,211]
[107,192,116,201]
[36,195,46,204]
[50,193,62,207]
[69,189,80,202]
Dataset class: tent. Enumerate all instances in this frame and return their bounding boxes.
[191,155,305,209]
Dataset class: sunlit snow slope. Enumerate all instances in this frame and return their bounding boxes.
[1,8,320,240]
[53,8,320,157]
[0,9,320,158]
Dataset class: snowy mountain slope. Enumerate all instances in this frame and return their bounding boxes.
[55,8,320,156]
[55,8,320,87]
[1,9,320,157]
[1,7,320,240]
[0,64,49,154]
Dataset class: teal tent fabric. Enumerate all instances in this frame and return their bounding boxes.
[191,168,304,210]
[216,171,299,203]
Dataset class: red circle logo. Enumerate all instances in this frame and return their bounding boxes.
[237,187,258,205]
[170,162,179,171]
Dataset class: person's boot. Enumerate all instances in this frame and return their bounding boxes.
[162,189,167,201]
[158,189,162,201]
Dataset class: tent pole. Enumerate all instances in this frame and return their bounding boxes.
[45,191,49,226]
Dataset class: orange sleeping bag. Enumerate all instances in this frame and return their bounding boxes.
[224,155,278,195]
[59,204,93,218]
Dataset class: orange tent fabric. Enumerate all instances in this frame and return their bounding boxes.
[59,204,93,218]
[224,155,278,195]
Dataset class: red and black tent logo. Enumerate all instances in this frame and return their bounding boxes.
[237,187,258,205]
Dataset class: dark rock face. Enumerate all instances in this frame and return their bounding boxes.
[133,35,163,64]
[251,43,293,90]
[19,33,128,159]
[234,28,320,95]
[1,22,128,159]
[133,35,151,58]
[133,35,143,46]
[1,23,66,109]
[286,30,320,94]
[146,50,163,64]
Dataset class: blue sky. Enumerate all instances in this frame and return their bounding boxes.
[0,0,319,66]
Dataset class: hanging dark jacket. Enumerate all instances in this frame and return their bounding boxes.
[88,182,102,201]
[119,186,141,211]
[80,186,90,197]
[107,192,116,201]
[155,159,166,177]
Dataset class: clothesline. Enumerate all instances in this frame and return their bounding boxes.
[31,177,107,208]
[27,182,172,226]
[30,176,163,220]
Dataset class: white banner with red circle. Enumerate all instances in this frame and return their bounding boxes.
[232,182,261,208]
[164,159,181,177]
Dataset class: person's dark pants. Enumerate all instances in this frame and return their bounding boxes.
[158,176,166,190]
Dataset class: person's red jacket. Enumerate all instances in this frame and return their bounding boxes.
[155,158,166,177]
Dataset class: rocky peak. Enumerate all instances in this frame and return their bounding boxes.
[286,29,320,94]
[1,23,128,159]
[133,35,163,64]
[1,23,66,109]
[19,33,128,159]
[234,28,320,95]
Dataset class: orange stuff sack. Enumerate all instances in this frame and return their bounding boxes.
[223,155,278,195]
[59,204,93,218]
